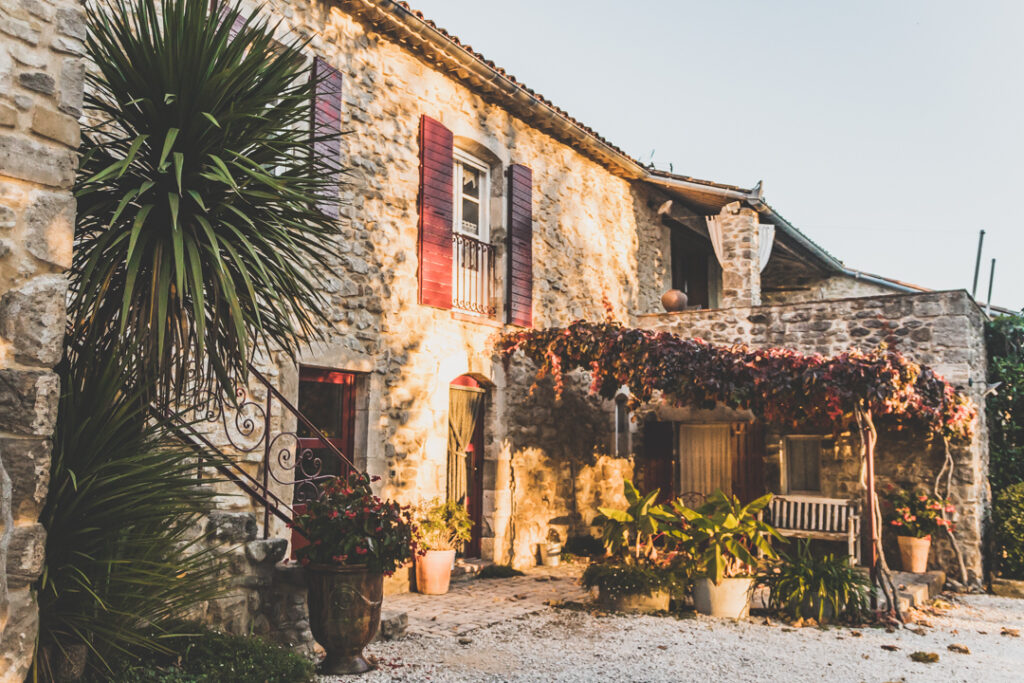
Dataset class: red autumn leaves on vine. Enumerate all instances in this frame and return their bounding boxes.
[497,321,975,440]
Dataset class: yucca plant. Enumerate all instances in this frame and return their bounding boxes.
[33,352,227,680]
[765,539,872,622]
[72,0,343,404]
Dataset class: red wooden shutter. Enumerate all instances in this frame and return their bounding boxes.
[506,164,533,327]
[311,57,343,218]
[418,115,454,309]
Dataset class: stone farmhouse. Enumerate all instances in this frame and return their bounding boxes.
[0,0,992,665]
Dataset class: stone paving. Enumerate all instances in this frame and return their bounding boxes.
[382,563,591,637]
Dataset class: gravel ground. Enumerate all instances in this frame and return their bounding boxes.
[322,594,1024,683]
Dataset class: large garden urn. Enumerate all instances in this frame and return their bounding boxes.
[306,563,383,675]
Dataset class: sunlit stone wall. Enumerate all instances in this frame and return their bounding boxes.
[0,0,84,676]
[638,289,989,582]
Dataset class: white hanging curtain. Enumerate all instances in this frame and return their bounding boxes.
[705,215,725,267]
[758,223,776,272]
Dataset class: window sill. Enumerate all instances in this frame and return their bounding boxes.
[451,311,503,328]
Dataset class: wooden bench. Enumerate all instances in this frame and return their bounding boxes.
[765,495,861,564]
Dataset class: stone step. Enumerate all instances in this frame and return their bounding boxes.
[451,558,493,582]
[879,570,945,612]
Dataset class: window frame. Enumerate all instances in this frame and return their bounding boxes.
[452,148,490,242]
[783,435,824,494]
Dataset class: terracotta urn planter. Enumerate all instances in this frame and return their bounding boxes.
[661,289,689,312]
[897,535,931,573]
[596,587,670,613]
[306,563,383,675]
[415,549,456,595]
[693,577,754,618]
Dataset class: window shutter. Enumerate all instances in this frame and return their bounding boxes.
[506,164,533,327]
[311,57,343,218]
[418,115,454,309]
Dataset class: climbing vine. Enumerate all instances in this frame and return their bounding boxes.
[497,321,975,441]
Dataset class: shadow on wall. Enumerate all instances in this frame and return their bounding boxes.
[504,361,633,569]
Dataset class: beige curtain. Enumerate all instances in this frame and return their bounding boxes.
[447,387,484,503]
[678,424,733,496]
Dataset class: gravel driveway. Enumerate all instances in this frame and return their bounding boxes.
[323,594,1024,682]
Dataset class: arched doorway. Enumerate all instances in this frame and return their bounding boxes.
[448,375,487,557]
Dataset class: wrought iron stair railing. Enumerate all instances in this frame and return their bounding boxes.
[157,362,361,539]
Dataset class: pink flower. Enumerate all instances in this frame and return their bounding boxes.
[356,547,368,555]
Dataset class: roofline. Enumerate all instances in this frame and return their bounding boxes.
[338,0,650,179]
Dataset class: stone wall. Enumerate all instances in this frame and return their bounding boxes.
[0,0,84,677]
[638,290,989,581]
[715,201,761,308]
[763,273,907,306]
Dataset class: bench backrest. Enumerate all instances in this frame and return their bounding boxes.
[767,495,858,533]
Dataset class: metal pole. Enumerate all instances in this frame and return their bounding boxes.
[972,230,985,298]
[986,258,996,316]
[263,391,272,540]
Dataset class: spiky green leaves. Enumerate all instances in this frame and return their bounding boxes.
[72,0,343,404]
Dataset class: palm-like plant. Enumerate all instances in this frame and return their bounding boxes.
[671,490,781,584]
[73,0,343,403]
[597,480,673,563]
[34,352,226,679]
[765,539,872,622]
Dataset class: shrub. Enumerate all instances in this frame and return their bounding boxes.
[581,562,688,598]
[994,482,1024,579]
[477,564,525,579]
[986,315,1024,492]
[414,499,472,551]
[765,539,872,622]
[292,473,414,575]
[89,628,314,683]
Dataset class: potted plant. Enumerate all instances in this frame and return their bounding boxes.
[539,529,563,567]
[293,473,413,675]
[413,499,472,595]
[883,486,954,573]
[582,480,687,613]
[672,490,779,618]
[765,539,872,623]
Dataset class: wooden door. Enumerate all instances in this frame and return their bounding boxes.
[732,421,766,503]
[639,421,675,501]
[466,414,485,557]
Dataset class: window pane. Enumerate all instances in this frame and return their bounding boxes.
[461,198,479,234]
[461,164,480,199]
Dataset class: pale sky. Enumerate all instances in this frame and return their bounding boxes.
[410,0,1024,311]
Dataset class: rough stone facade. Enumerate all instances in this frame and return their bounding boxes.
[0,0,83,676]
[638,290,989,581]
[715,201,762,308]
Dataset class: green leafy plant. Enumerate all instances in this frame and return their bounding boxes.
[413,498,472,552]
[33,356,226,679]
[596,479,674,563]
[993,482,1024,579]
[73,0,343,402]
[87,627,314,682]
[292,473,414,575]
[765,539,872,622]
[986,315,1024,492]
[581,562,688,599]
[882,486,954,538]
[564,534,606,558]
[670,490,780,585]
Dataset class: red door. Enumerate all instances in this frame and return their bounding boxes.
[292,367,357,555]
[451,375,486,557]
[639,421,675,502]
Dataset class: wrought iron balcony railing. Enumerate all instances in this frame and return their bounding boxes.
[452,233,496,317]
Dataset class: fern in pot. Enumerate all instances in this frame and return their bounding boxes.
[413,499,472,595]
[765,539,872,623]
[672,490,780,618]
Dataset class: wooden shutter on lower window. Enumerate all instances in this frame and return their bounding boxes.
[506,164,533,327]
[418,115,454,309]
[311,57,343,218]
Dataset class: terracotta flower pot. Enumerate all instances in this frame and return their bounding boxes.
[897,535,931,573]
[306,563,383,675]
[596,587,670,613]
[415,549,456,594]
[693,577,754,618]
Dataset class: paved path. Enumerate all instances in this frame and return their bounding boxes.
[382,563,591,637]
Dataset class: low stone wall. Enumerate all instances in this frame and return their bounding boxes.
[638,290,989,582]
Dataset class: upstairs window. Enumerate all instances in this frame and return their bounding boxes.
[453,149,489,241]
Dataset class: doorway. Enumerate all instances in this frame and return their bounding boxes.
[448,376,486,557]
